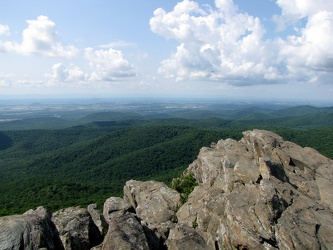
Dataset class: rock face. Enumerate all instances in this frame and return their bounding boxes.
[102,211,149,250]
[88,203,108,236]
[124,180,182,227]
[0,130,332,249]
[52,206,103,250]
[0,206,63,250]
[166,224,213,250]
[178,129,333,249]
[123,180,182,248]
[100,196,150,250]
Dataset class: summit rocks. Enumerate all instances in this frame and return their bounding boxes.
[179,129,333,249]
[0,130,332,249]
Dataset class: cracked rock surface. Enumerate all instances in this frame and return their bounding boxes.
[179,129,333,249]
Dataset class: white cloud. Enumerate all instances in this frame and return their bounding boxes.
[85,47,136,81]
[16,80,45,88]
[150,0,333,86]
[150,0,278,85]
[0,24,11,52]
[274,0,333,27]
[0,24,10,36]
[0,16,78,58]
[45,63,86,83]
[275,0,333,85]
[98,41,136,49]
[279,11,333,72]
[44,47,138,86]
[0,74,12,87]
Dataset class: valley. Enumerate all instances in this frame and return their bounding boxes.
[0,98,332,216]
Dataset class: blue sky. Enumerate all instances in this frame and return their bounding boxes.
[0,0,333,104]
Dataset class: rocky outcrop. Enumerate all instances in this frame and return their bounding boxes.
[101,211,150,250]
[178,129,333,249]
[0,130,332,249]
[52,206,103,250]
[123,180,182,248]
[124,180,182,227]
[0,206,63,250]
[98,196,150,250]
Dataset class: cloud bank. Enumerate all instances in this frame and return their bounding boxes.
[150,0,333,86]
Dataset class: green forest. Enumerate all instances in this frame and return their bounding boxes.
[0,105,333,216]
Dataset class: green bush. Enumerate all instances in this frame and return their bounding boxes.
[171,172,198,203]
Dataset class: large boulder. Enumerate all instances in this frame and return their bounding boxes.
[101,211,149,250]
[103,197,133,222]
[124,180,182,227]
[179,129,333,249]
[52,206,103,250]
[0,206,63,250]
[124,180,182,248]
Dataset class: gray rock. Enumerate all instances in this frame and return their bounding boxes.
[101,211,149,250]
[124,180,181,227]
[88,203,108,235]
[52,206,102,250]
[166,223,213,250]
[0,206,63,250]
[124,180,182,248]
[179,129,333,249]
[275,195,333,249]
[103,197,132,222]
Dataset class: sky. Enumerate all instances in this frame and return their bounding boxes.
[0,0,333,104]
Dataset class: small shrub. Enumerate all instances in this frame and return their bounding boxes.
[171,172,198,203]
[171,215,178,223]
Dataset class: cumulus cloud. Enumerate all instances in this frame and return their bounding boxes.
[0,24,10,36]
[272,0,333,87]
[150,0,333,85]
[44,47,137,85]
[0,16,78,57]
[0,25,11,52]
[85,47,136,81]
[279,11,333,72]
[150,0,277,84]
[274,0,333,29]
[45,63,86,83]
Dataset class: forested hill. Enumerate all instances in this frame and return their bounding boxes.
[0,103,332,216]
